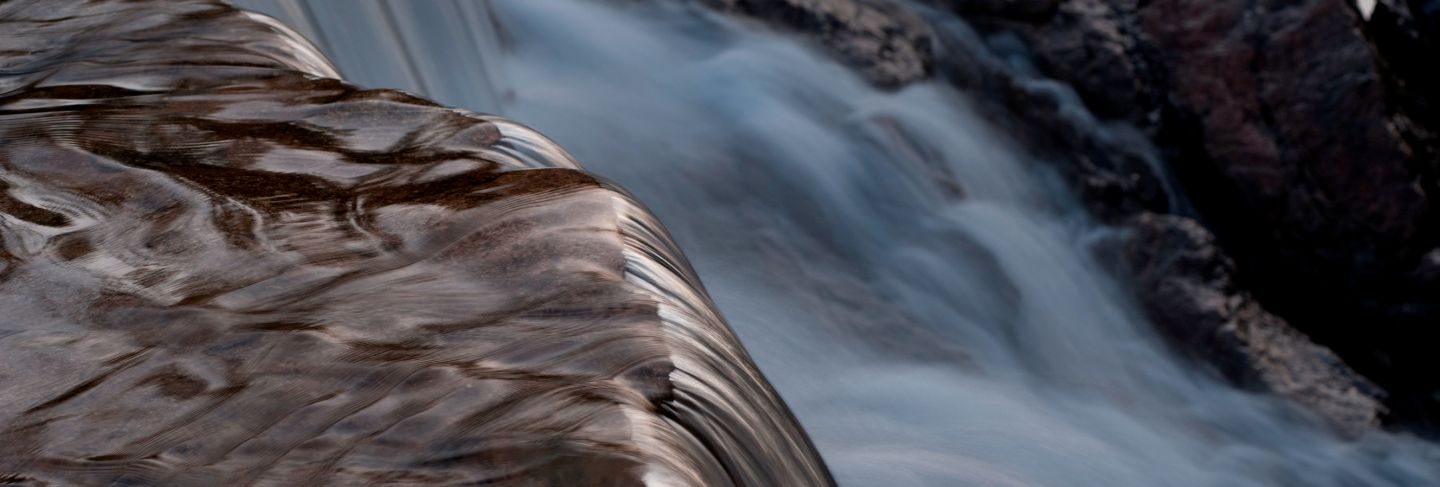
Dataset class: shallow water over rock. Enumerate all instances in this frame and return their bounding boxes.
[0,1,831,485]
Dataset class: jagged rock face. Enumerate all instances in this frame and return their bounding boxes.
[995,0,1151,120]
[956,0,1440,431]
[1133,0,1440,430]
[0,1,834,485]
[1123,214,1386,433]
[707,0,934,87]
[1137,0,1429,290]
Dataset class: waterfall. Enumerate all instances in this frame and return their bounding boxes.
[230,0,1440,485]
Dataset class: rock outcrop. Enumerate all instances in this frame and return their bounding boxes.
[1008,0,1440,431]
[1123,214,1387,433]
[968,0,1440,432]
[972,0,1440,432]
[0,1,834,485]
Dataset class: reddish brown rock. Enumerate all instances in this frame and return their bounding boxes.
[1140,0,1427,268]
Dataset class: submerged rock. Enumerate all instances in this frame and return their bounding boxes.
[705,0,934,88]
[0,1,833,485]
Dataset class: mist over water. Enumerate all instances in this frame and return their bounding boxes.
[233,0,1440,484]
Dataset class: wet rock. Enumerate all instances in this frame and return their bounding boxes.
[991,0,1437,319]
[1123,213,1386,433]
[1132,0,1440,430]
[706,0,934,87]
[990,0,1153,119]
[935,24,1171,220]
[1138,0,1429,276]
[0,1,834,485]
[959,0,1440,431]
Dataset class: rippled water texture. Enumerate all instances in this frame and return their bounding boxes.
[0,1,831,485]
[232,0,1440,485]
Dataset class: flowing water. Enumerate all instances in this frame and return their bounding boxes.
[222,0,1440,485]
[227,1,1440,485]
[1,0,1436,484]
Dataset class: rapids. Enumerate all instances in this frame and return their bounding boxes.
[228,0,1440,485]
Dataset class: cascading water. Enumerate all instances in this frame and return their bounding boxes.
[232,0,1440,485]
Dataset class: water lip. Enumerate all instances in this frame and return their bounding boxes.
[0,2,835,485]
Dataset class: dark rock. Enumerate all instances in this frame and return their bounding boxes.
[880,6,1168,222]
[998,0,1438,326]
[1131,0,1440,431]
[956,0,1440,431]
[925,0,1061,20]
[1368,0,1440,227]
[1123,213,1386,432]
[706,0,935,87]
[998,0,1152,119]
[1138,0,1429,275]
